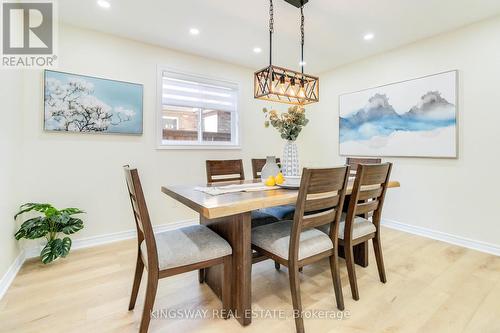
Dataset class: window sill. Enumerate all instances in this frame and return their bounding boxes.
[156,144,242,150]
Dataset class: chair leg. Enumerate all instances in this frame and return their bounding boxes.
[289,262,305,333]
[139,271,158,333]
[372,234,387,283]
[198,269,205,283]
[221,256,232,319]
[345,243,360,301]
[129,252,144,310]
[274,261,280,270]
[329,254,344,311]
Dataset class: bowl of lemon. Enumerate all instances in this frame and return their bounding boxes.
[264,172,284,186]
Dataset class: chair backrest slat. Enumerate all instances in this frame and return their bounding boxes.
[302,209,337,229]
[346,157,382,177]
[344,163,392,239]
[206,160,245,184]
[123,166,159,270]
[288,166,350,262]
[251,158,281,179]
[304,194,340,213]
[357,186,383,201]
[355,200,380,215]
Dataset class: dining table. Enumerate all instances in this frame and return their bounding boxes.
[161,179,400,326]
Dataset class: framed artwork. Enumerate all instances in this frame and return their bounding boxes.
[339,70,458,158]
[44,70,143,134]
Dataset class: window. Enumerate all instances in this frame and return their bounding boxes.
[157,69,239,148]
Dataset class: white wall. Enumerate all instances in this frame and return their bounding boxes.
[18,24,284,242]
[0,71,23,279]
[302,16,500,248]
[6,14,500,279]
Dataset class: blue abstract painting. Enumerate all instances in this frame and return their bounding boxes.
[339,71,457,158]
[44,70,143,134]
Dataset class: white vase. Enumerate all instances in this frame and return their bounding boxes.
[282,140,300,177]
[261,156,280,181]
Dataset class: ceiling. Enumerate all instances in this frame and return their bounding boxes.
[59,0,500,73]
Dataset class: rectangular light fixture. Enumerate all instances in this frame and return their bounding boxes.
[254,65,319,105]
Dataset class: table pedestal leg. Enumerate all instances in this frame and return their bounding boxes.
[200,212,252,326]
[339,241,369,268]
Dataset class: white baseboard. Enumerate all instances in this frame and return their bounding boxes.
[23,218,198,259]
[4,218,498,301]
[382,218,500,256]
[0,250,26,301]
[0,218,198,300]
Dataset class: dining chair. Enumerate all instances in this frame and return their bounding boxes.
[206,159,245,183]
[124,166,233,332]
[345,157,382,177]
[205,159,280,228]
[251,157,281,179]
[345,157,382,220]
[339,163,392,301]
[203,159,280,279]
[251,166,350,333]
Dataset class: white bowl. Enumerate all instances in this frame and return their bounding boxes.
[284,176,301,186]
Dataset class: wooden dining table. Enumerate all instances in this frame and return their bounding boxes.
[162,179,400,326]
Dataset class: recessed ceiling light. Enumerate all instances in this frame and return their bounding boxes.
[299,61,306,66]
[363,33,375,41]
[97,0,111,9]
[189,28,200,36]
[253,47,262,54]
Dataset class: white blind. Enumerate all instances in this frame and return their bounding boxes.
[162,71,238,112]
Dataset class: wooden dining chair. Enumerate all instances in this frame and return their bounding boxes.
[251,157,281,179]
[206,159,245,183]
[345,157,382,177]
[204,159,281,228]
[203,159,282,273]
[251,166,350,333]
[345,157,382,219]
[341,163,392,301]
[124,166,233,332]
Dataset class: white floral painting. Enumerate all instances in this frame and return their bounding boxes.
[339,70,457,158]
[44,70,143,134]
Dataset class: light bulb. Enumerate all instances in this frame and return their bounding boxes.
[278,75,286,93]
[289,78,296,96]
[297,80,306,98]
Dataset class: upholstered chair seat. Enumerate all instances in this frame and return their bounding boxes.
[140,225,232,270]
[252,220,334,260]
[317,216,376,240]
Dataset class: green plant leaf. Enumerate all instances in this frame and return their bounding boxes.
[53,212,71,225]
[14,203,54,220]
[14,217,49,240]
[44,206,59,218]
[59,208,85,216]
[41,239,61,264]
[40,237,72,264]
[60,237,72,257]
[59,218,84,235]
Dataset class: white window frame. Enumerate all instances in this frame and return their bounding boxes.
[156,67,241,150]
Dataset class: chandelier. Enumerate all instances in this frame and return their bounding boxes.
[254,0,319,105]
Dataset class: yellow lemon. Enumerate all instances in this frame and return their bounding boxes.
[265,176,276,186]
[275,172,284,185]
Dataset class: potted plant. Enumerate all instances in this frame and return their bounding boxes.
[14,203,85,264]
[263,105,309,177]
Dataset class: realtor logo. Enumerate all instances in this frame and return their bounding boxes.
[1,0,57,68]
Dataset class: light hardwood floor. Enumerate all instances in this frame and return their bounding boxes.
[1,227,500,333]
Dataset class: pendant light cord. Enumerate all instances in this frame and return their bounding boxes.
[269,0,274,67]
[300,4,304,75]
